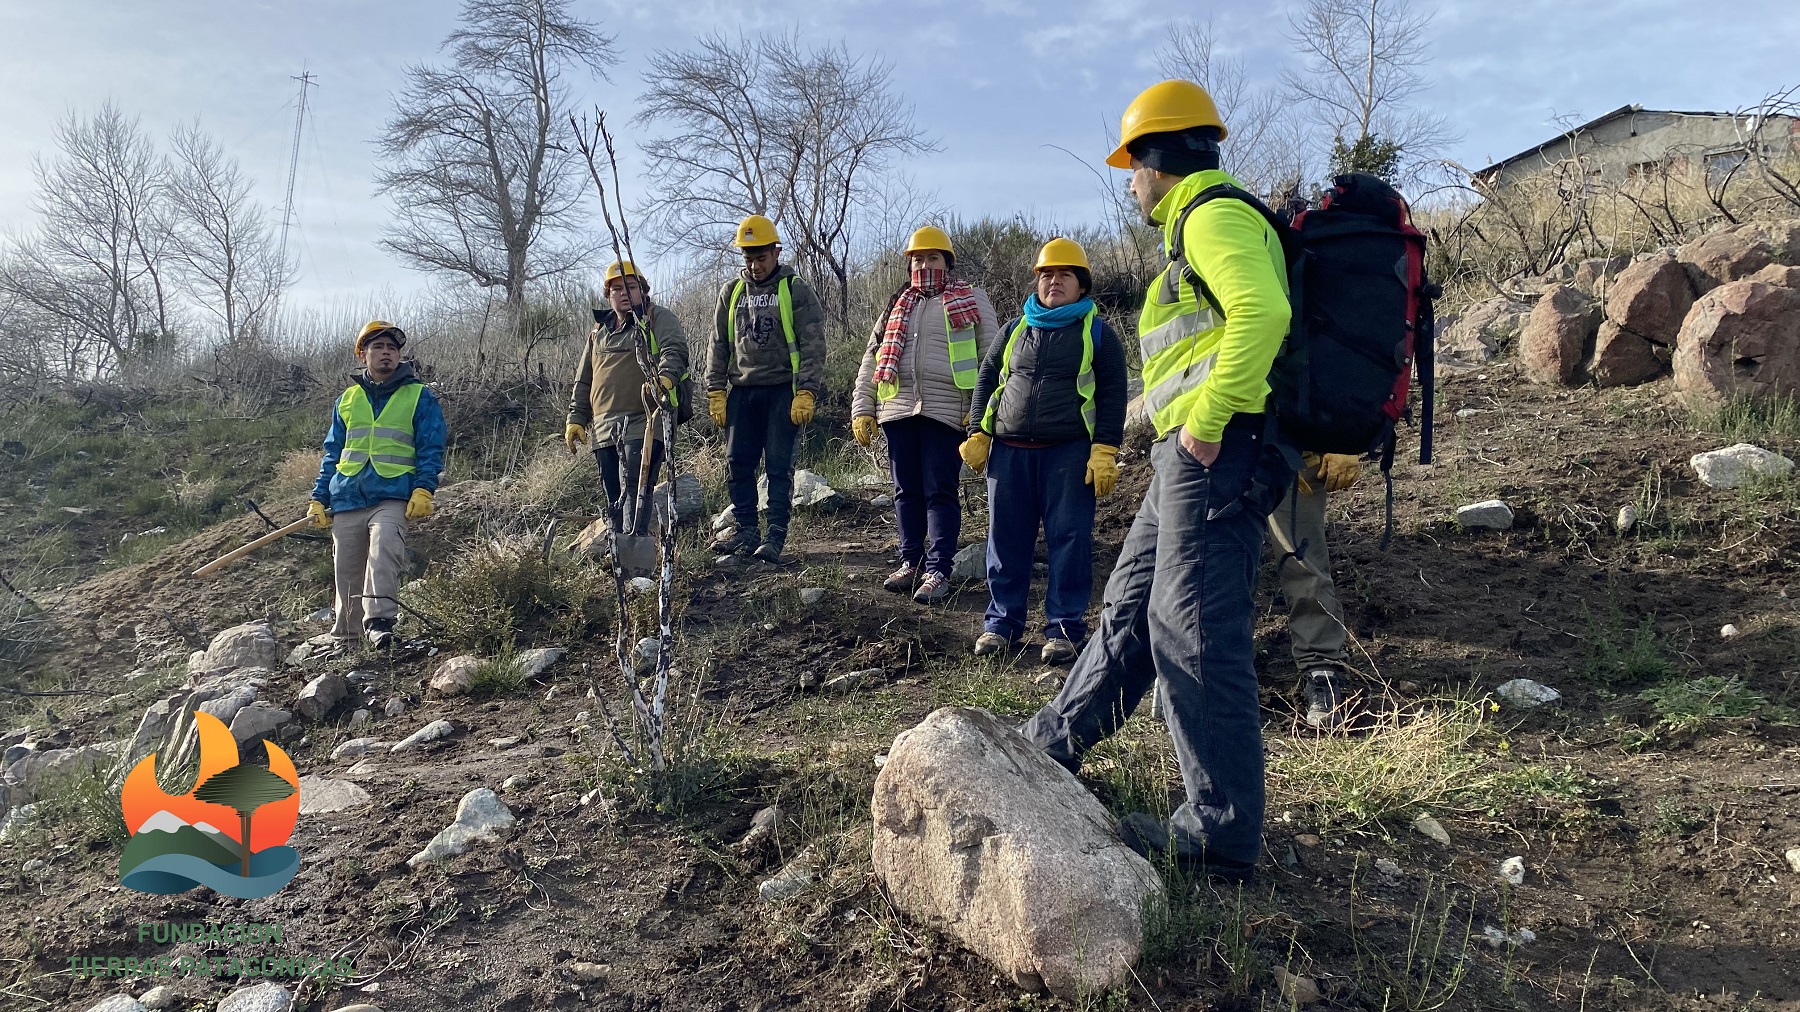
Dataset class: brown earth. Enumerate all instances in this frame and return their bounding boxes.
[5,368,1800,1011]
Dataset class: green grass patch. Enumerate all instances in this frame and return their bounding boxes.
[1581,604,1675,688]
[31,769,130,847]
[404,536,615,654]
[1699,394,1800,449]
[1637,675,1795,736]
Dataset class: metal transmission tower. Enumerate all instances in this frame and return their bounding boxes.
[273,69,316,334]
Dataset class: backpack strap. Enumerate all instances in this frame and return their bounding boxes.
[1168,184,1297,315]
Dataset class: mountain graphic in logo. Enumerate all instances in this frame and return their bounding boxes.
[119,711,301,899]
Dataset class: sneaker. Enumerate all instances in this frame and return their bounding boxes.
[709,528,759,555]
[1040,637,1078,665]
[365,618,397,650]
[1300,668,1346,730]
[1117,812,1257,884]
[912,571,950,604]
[883,562,919,593]
[972,631,1011,657]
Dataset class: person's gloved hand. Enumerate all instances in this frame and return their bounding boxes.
[640,374,675,409]
[405,488,434,521]
[852,415,878,447]
[1086,443,1120,498]
[708,390,727,428]
[1321,453,1361,493]
[564,423,587,455]
[790,389,816,425]
[307,500,330,529]
[959,432,991,473]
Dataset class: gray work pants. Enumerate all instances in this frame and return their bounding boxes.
[329,499,408,641]
[1021,420,1289,867]
[1267,455,1349,673]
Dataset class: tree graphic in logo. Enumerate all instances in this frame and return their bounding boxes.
[118,711,302,898]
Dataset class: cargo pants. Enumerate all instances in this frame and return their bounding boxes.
[329,499,408,641]
[1268,455,1349,673]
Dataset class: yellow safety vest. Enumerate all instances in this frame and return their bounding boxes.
[980,309,1097,438]
[335,383,422,478]
[728,276,800,391]
[876,302,980,402]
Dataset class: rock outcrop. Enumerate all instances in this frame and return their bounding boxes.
[1673,280,1800,402]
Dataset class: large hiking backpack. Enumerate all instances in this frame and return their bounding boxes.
[1169,172,1438,542]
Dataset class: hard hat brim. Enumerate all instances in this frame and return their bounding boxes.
[1105,144,1133,170]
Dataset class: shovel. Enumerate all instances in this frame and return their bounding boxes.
[613,408,661,577]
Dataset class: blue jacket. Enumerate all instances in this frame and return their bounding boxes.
[311,363,447,513]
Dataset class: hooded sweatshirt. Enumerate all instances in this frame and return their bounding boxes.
[707,264,826,393]
[311,362,447,513]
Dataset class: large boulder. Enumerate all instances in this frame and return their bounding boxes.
[1606,252,1695,347]
[1438,296,1531,368]
[1729,219,1800,264]
[1749,263,1800,288]
[1590,323,1668,388]
[1678,231,1775,295]
[1673,280,1800,402]
[871,708,1163,997]
[1573,256,1632,296]
[189,622,280,676]
[1520,285,1597,385]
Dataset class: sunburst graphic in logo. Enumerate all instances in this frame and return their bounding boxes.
[118,711,301,899]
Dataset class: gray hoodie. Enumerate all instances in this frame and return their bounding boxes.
[707,264,826,393]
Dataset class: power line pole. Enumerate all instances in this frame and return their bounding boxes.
[274,69,316,335]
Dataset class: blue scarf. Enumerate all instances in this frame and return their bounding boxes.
[1021,294,1094,330]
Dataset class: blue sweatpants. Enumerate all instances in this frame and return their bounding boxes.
[983,439,1094,643]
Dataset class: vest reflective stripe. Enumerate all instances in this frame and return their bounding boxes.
[728,276,800,391]
[335,383,423,478]
[876,306,981,402]
[980,309,1097,439]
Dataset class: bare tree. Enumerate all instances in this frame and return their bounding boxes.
[0,103,172,377]
[162,124,289,346]
[375,0,617,311]
[1282,0,1457,184]
[1155,20,1315,198]
[635,32,934,332]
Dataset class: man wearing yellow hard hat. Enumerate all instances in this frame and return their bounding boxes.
[565,261,690,539]
[706,214,827,564]
[852,225,997,603]
[961,237,1127,664]
[1021,80,1296,883]
[308,320,447,651]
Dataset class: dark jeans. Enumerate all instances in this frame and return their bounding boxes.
[726,384,798,539]
[1020,417,1291,867]
[983,439,1095,643]
[884,416,965,577]
[594,439,664,536]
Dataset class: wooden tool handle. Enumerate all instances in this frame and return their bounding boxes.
[192,516,315,578]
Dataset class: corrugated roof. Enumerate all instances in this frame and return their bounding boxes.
[1472,106,1754,179]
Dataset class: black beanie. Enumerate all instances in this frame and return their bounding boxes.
[1127,126,1223,175]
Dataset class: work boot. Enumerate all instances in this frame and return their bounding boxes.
[912,571,950,604]
[365,618,397,651]
[1300,668,1347,730]
[883,561,919,593]
[1117,812,1256,885]
[709,527,759,556]
[972,632,1011,657]
[752,530,786,564]
[1040,637,1078,665]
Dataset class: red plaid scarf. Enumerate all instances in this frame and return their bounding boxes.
[874,268,980,392]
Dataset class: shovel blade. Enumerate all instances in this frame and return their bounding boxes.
[614,534,658,576]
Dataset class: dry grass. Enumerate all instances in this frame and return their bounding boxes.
[271,447,324,493]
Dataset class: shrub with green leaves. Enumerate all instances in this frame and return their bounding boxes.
[1637,676,1794,735]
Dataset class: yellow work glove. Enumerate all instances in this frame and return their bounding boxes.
[306,500,330,529]
[405,488,434,521]
[564,422,588,454]
[790,389,816,425]
[708,390,727,428]
[1085,443,1120,498]
[959,432,991,474]
[1321,453,1361,493]
[640,374,675,408]
[852,415,878,447]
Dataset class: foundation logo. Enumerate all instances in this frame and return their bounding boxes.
[118,712,301,899]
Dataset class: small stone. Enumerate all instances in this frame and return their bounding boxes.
[736,805,783,853]
[285,643,314,666]
[329,1006,383,1012]
[1721,624,1741,639]
[384,696,408,718]
[580,788,605,807]
[488,736,523,749]
[1411,813,1451,845]
[83,997,146,1012]
[430,655,481,697]
[870,494,895,508]
[1375,857,1403,878]
[332,737,388,760]
[515,647,566,679]
[799,587,827,606]
[1784,848,1800,874]
[217,982,294,1012]
[298,776,373,815]
[711,506,735,532]
[1271,966,1322,1005]
[950,543,985,583]
[633,637,660,674]
[391,719,455,753]
[1295,834,1321,847]
[1454,407,1484,418]
[757,850,820,902]
[348,708,372,730]
[1496,678,1561,708]
[824,668,881,693]
[139,986,177,1010]
[502,775,529,791]
[1032,669,1063,690]
[1482,925,1537,948]
[798,671,820,691]
[227,705,292,743]
[1500,856,1526,886]
[1456,500,1514,530]
[294,671,350,722]
[21,858,46,875]
[628,577,655,594]
[1690,443,1795,489]
[568,961,609,983]
[1616,504,1637,533]
[407,788,516,867]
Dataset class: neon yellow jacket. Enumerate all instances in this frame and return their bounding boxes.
[1139,169,1290,442]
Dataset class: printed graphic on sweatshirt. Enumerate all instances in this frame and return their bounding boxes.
[739,293,782,347]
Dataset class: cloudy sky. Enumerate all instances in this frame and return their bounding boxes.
[2,0,1796,311]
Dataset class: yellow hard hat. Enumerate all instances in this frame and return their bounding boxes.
[1106,79,1228,170]
[1034,237,1091,273]
[355,319,406,353]
[903,225,955,257]
[734,214,781,248]
[603,260,647,289]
